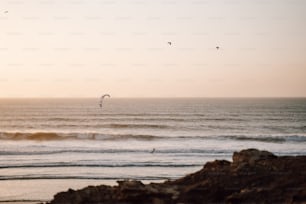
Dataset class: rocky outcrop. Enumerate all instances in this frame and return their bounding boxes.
[49,149,306,204]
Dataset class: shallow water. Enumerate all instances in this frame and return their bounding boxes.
[0,98,305,201]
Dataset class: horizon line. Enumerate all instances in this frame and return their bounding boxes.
[0,96,305,99]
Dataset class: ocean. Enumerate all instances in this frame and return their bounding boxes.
[0,98,305,202]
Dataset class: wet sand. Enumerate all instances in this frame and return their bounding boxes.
[0,179,116,203]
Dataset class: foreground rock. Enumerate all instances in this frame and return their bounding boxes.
[49,149,306,204]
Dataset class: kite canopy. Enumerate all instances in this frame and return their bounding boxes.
[101,94,110,98]
[99,94,110,108]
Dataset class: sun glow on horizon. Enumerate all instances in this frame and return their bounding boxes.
[0,0,305,97]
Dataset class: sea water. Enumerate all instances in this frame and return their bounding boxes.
[0,98,305,202]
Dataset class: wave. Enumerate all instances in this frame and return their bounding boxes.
[0,123,173,130]
[0,148,233,156]
[0,132,165,141]
[169,134,306,143]
[0,163,200,169]
[105,123,169,129]
[1,132,306,143]
[219,135,306,143]
[224,135,286,143]
[0,116,246,122]
[0,175,175,181]
[0,132,77,141]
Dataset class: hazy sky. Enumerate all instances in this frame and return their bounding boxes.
[0,0,305,97]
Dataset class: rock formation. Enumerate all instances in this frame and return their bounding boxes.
[49,149,306,204]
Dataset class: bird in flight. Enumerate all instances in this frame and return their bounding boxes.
[168,42,172,45]
[4,11,8,13]
[216,46,220,50]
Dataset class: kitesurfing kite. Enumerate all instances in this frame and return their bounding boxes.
[99,94,110,108]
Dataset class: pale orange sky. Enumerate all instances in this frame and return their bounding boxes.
[0,0,305,97]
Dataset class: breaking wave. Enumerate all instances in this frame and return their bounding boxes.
[0,132,77,141]
[1,132,306,143]
[0,132,164,141]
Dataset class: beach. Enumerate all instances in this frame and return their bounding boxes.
[0,98,305,202]
[48,149,306,203]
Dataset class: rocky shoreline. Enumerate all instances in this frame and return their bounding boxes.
[48,149,306,204]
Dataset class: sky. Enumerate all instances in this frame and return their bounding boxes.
[0,0,305,98]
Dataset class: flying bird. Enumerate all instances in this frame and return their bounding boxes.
[150,148,156,154]
[216,46,220,50]
[4,11,8,13]
[168,42,172,45]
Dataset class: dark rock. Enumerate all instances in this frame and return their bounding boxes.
[232,148,276,166]
[49,149,306,204]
